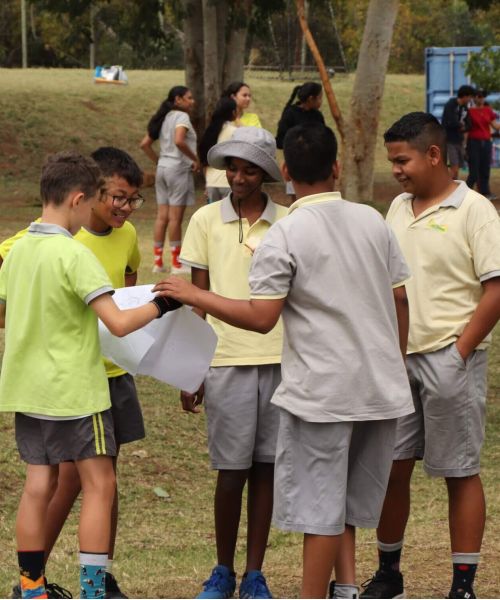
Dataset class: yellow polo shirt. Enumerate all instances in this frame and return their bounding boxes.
[386,182,500,354]
[180,194,287,366]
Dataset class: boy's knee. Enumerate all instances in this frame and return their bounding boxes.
[25,470,59,502]
[217,470,248,494]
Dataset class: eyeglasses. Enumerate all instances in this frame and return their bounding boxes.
[102,191,145,210]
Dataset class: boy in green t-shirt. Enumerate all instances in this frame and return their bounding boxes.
[2,147,147,599]
[0,151,179,600]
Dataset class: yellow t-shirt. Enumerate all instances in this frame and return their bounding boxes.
[386,182,500,354]
[180,195,287,366]
[76,222,141,377]
[240,112,262,128]
[0,219,140,377]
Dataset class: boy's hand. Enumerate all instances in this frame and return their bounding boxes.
[180,384,204,413]
[153,276,200,306]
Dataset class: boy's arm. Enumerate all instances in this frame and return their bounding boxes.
[455,277,500,361]
[179,267,210,414]
[89,292,177,337]
[154,276,284,334]
[393,285,409,358]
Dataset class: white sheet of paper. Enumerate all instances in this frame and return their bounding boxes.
[98,285,217,392]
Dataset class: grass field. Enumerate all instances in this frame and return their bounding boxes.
[1,69,500,598]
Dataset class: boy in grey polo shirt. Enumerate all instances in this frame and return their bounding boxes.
[156,124,414,599]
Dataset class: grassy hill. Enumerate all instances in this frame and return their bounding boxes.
[1,69,500,598]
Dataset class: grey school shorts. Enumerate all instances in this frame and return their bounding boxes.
[109,373,145,445]
[203,364,281,470]
[447,142,465,168]
[15,410,117,465]
[393,343,488,478]
[155,165,195,206]
[206,187,230,203]
[273,409,397,536]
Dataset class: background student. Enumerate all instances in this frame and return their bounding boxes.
[198,97,238,203]
[140,85,200,273]
[466,89,500,201]
[222,81,262,128]
[275,81,325,201]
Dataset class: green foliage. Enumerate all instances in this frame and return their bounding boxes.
[465,46,500,94]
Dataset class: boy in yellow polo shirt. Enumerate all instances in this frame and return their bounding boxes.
[179,127,286,599]
[359,112,500,600]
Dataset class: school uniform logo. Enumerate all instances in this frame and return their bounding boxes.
[427,218,448,233]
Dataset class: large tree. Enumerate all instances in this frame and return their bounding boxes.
[342,0,399,201]
[182,0,279,132]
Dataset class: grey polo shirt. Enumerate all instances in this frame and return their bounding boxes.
[249,192,414,423]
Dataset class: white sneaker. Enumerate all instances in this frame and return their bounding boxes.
[152,264,167,273]
[171,264,190,274]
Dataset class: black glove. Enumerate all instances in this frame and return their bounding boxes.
[150,296,183,318]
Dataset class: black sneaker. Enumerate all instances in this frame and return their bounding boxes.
[11,580,72,599]
[105,573,128,599]
[447,589,476,599]
[45,582,72,598]
[360,570,404,599]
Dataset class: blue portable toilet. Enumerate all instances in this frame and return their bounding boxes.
[425,46,500,167]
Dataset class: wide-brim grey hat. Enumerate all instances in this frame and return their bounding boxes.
[208,126,283,182]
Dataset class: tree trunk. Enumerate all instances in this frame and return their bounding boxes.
[183,0,205,134]
[222,0,252,90]
[202,0,220,123]
[216,0,229,89]
[341,0,399,202]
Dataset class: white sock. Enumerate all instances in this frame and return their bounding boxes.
[333,583,359,598]
[106,558,113,574]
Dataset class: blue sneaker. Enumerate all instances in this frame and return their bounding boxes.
[197,565,236,599]
[239,571,273,599]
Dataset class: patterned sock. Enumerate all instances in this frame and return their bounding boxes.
[451,553,479,595]
[377,539,403,573]
[18,550,47,599]
[153,244,164,267]
[80,552,107,599]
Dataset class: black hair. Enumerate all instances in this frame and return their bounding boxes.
[285,81,322,109]
[283,124,337,184]
[91,146,143,187]
[198,98,237,166]
[221,81,249,98]
[384,111,447,157]
[40,151,103,206]
[147,85,189,140]
[457,85,475,98]
[475,88,488,98]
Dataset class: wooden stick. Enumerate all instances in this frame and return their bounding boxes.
[295,0,346,141]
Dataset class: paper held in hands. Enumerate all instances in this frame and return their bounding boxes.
[98,285,218,393]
